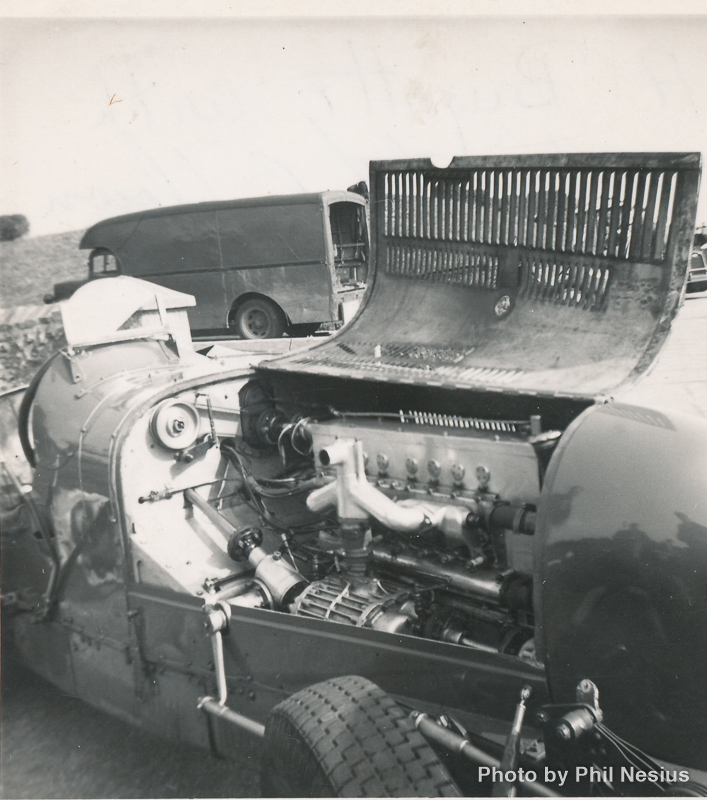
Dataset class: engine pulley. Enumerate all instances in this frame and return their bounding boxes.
[150,399,200,450]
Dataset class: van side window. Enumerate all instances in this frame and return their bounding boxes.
[329,202,368,285]
[89,248,119,276]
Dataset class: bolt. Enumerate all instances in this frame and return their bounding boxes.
[171,418,186,434]
[556,722,573,741]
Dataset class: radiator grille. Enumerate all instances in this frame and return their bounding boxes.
[385,241,499,288]
[291,343,526,386]
[335,342,476,364]
[519,254,612,309]
[382,166,678,263]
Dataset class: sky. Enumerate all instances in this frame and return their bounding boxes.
[2,7,707,237]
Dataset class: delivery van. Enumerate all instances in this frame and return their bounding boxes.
[47,190,368,338]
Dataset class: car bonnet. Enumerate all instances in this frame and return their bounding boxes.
[260,152,701,403]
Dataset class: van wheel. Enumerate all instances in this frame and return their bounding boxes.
[260,675,461,797]
[232,299,286,339]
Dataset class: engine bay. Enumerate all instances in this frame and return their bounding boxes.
[125,374,567,669]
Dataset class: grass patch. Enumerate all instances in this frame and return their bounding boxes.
[0,231,86,308]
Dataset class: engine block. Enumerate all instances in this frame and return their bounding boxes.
[309,417,541,504]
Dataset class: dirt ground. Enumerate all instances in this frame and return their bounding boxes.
[0,653,262,799]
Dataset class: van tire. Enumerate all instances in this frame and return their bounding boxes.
[232,298,286,339]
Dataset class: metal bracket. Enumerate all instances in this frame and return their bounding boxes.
[204,601,231,705]
[197,600,265,743]
[174,435,217,464]
[62,348,85,384]
[536,679,694,795]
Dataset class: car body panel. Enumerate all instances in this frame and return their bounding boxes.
[535,401,707,767]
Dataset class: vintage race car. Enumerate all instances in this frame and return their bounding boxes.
[2,152,706,797]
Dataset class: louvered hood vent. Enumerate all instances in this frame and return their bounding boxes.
[261,153,701,402]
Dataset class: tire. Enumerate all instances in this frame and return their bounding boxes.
[232,298,286,339]
[260,675,461,798]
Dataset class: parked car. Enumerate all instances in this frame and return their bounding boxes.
[4,151,706,797]
[45,190,369,338]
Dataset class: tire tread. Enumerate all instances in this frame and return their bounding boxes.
[261,675,461,797]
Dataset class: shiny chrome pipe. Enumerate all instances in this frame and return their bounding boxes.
[197,696,265,738]
[372,547,503,601]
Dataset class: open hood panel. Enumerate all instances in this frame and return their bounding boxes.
[263,153,701,402]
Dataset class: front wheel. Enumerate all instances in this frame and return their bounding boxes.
[232,298,286,339]
[260,675,461,797]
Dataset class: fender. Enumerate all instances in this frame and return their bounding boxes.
[534,401,707,769]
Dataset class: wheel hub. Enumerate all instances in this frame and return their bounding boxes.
[244,309,270,337]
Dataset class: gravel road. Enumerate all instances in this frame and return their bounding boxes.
[0,654,261,799]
